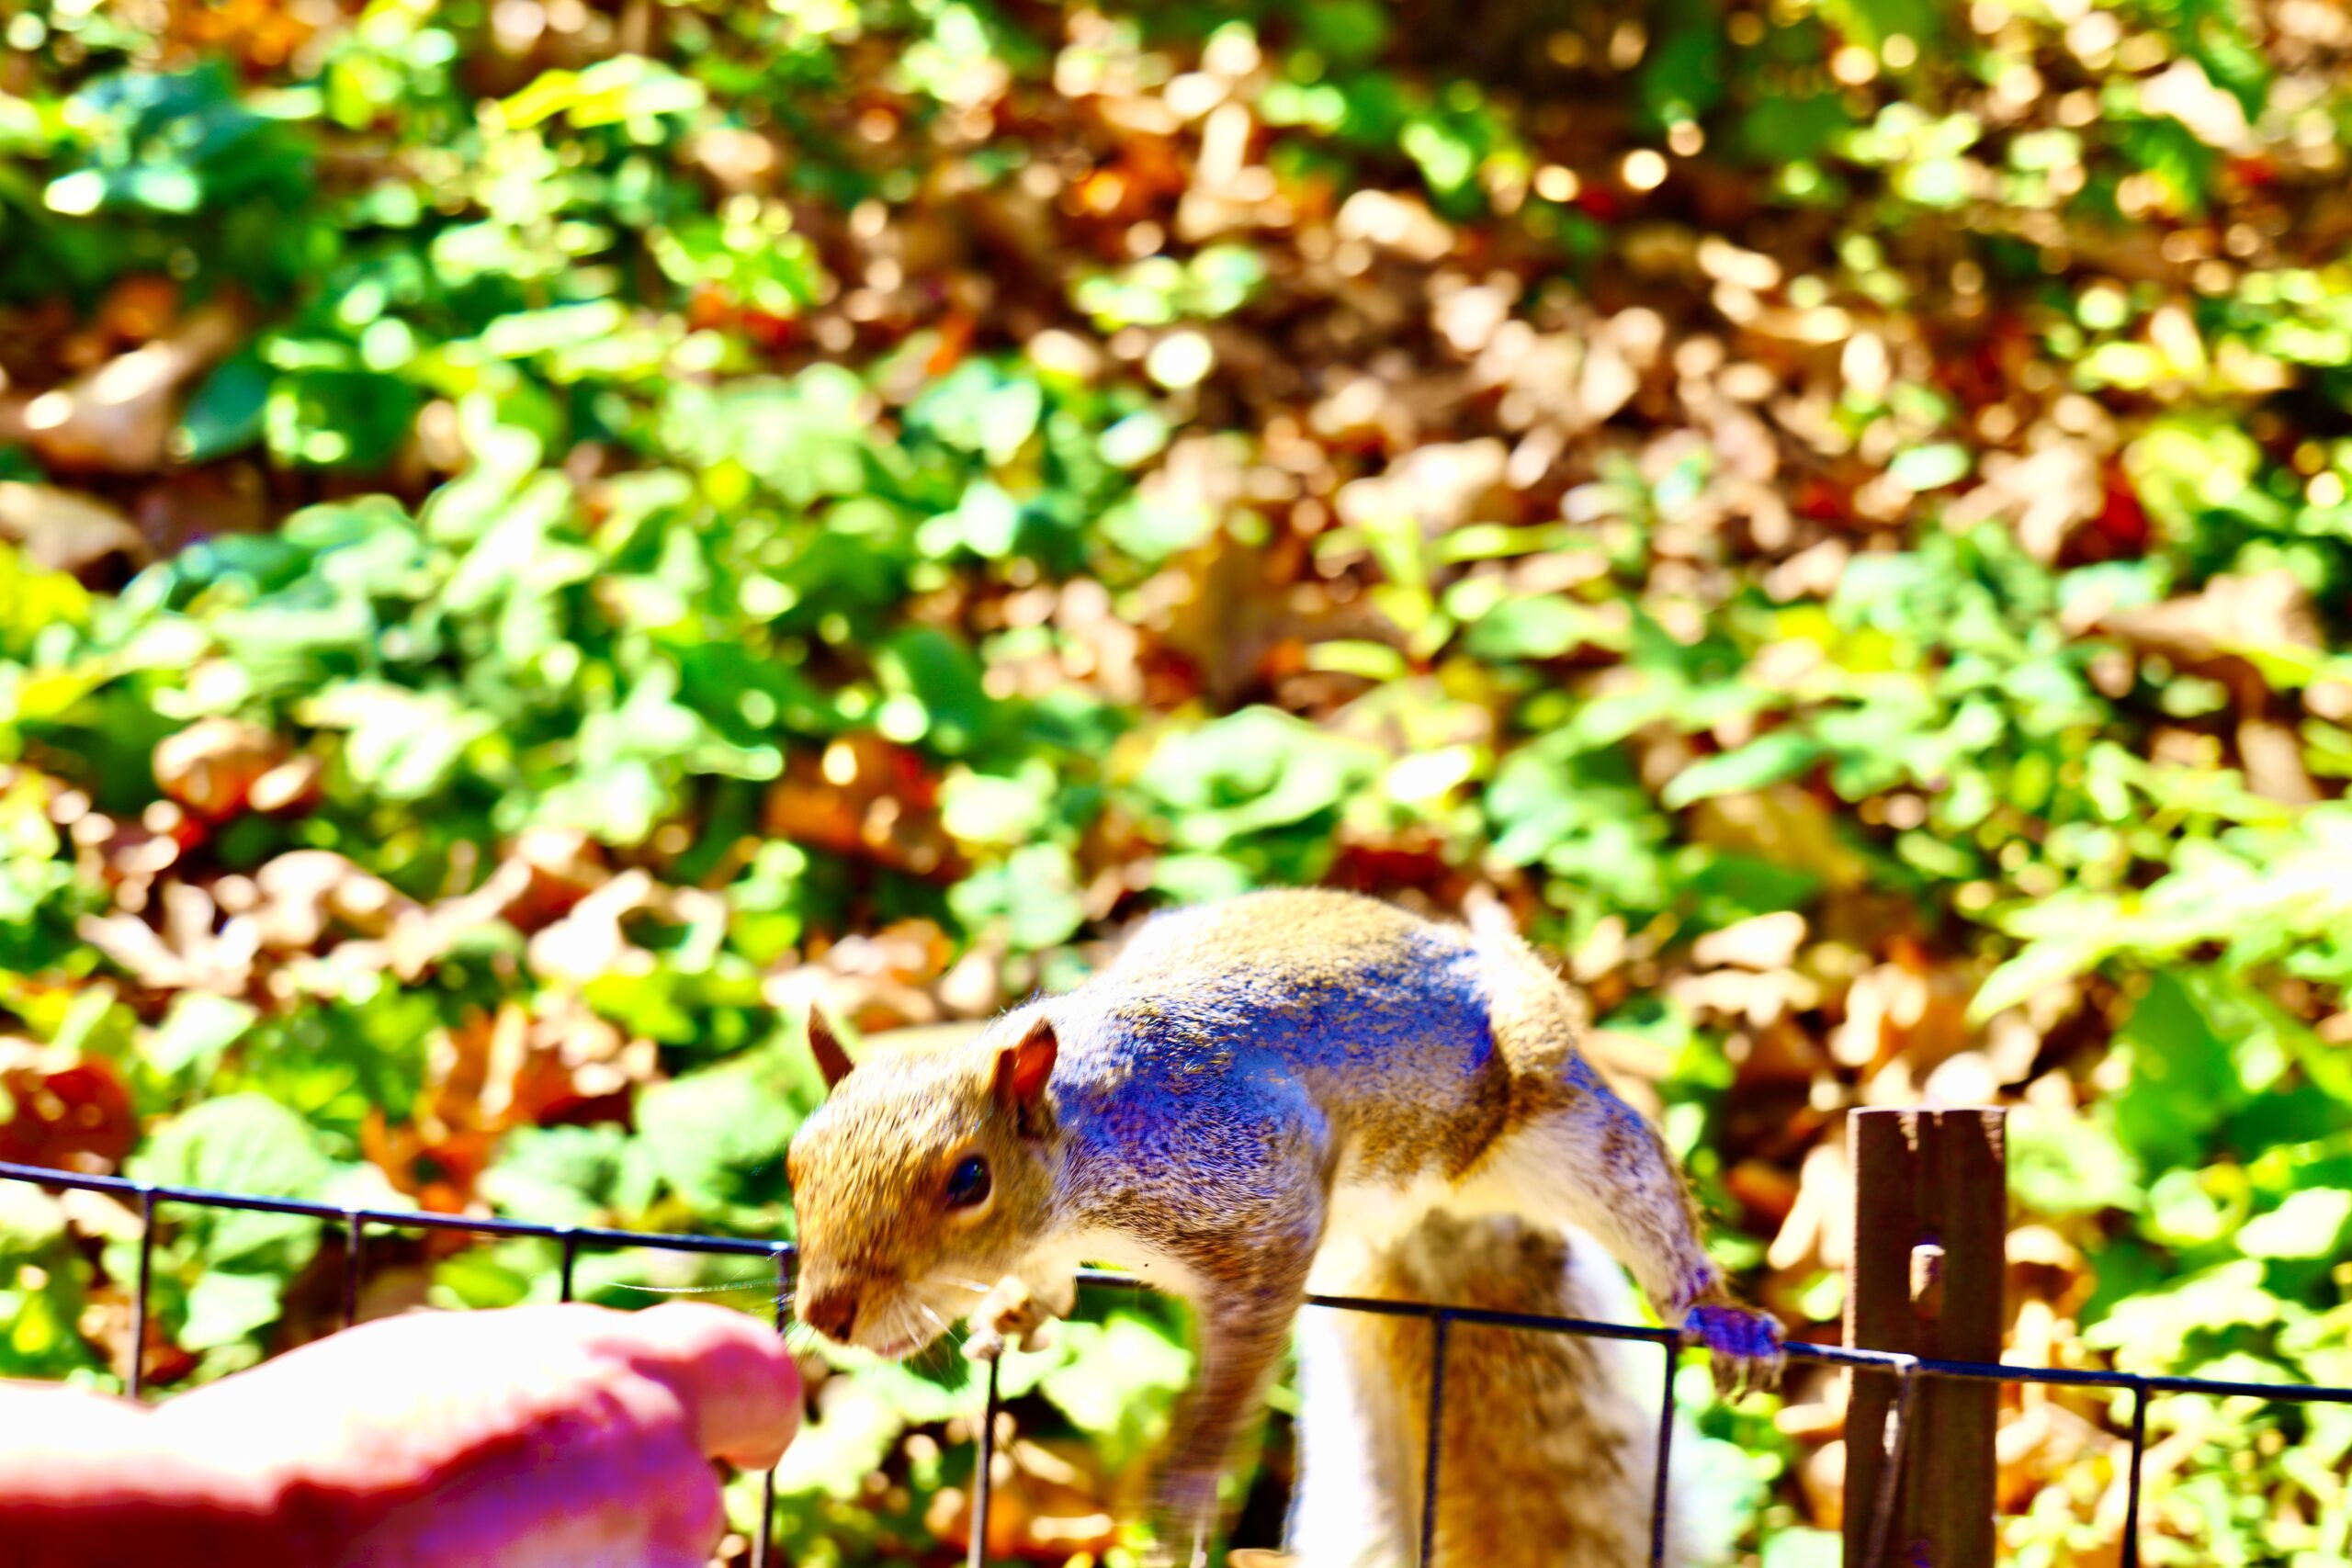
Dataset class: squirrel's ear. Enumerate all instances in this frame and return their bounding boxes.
[808,1006,856,1093]
[990,1017,1057,1119]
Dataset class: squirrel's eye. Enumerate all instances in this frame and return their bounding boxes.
[945,1156,991,1209]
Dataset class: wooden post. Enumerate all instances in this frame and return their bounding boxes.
[1842,1107,2006,1568]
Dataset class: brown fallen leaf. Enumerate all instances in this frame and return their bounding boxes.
[153,717,288,821]
[1692,909,1808,971]
[78,882,261,997]
[0,482,145,575]
[2096,568,2322,665]
[0,300,243,474]
[0,1037,138,1171]
[246,850,421,949]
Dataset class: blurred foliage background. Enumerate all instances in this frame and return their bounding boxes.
[4,0,2352,1561]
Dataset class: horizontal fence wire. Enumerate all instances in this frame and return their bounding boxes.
[7,1157,2351,1567]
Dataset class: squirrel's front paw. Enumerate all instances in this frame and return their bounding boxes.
[963,1276,1057,1362]
[1679,1303,1786,1398]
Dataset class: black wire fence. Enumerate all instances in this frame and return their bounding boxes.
[5,1156,2348,1568]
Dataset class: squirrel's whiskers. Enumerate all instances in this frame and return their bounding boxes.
[609,1277,773,1297]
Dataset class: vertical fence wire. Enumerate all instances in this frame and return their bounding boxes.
[968,1353,1003,1568]
[559,1229,578,1303]
[1856,1359,1920,1568]
[342,1212,363,1328]
[1417,1312,1453,1567]
[2121,1379,2149,1568]
[128,1186,156,1401]
[752,1243,790,1568]
[1647,1341,1678,1568]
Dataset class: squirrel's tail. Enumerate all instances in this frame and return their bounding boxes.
[1282,1210,1706,1568]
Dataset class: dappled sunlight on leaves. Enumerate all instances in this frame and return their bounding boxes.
[1,0,2351,1558]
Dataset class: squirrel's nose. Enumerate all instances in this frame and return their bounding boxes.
[802,1286,860,1343]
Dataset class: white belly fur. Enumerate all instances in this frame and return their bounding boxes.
[1310,1171,1457,1295]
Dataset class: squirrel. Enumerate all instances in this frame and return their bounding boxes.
[785,887,1781,1565]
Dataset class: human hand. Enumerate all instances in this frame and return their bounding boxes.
[2,1302,800,1568]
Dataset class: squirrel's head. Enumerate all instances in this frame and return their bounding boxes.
[785,1006,1062,1358]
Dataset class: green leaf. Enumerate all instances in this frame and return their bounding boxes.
[479,1125,633,1227]
[1761,1529,1844,1568]
[144,993,257,1079]
[300,682,499,801]
[1464,595,1594,661]
[479,302,630,358]
[907,362,1043,466]
[632,1061,800,1223]
[264,369,419,469]
[1148,852,1257,904]
[1972,938,2103,1023]
[501,57,706,129]
[0,1183,66,1254]
[1037,1313,1193,1472]
[2084,1260,2283,1371]
[179,1269,289,1353]
[1888,443,1971,491]
[132,1093,332,1205]
[875,627,994,754]
[2008,1104,2143,1217]
[1137,708,1382,850]
[431,1244,543,1311]
[940,765,1058,847]
[917,479,1022,560]
[773,1376,907,1498]
[950,843,1087,951]
[127,1095,334,1275]
[2239,1189,2352,1260]
[1099,491,1214,561]
[174,350,270,463]
[1659,732,1825,809]
[2145,1168,2236,1249]
[2110,973,2241,1172]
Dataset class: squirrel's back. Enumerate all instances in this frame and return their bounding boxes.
[1047,889,1590,1193]
[1097,890,1491,1054]
[1043,890,1531,1192]
[1107,889,1464,980]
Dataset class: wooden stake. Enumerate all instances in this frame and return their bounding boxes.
[1842,1107,2006,1568]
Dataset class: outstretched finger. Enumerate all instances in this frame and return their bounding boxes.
[581,1303,803,1469]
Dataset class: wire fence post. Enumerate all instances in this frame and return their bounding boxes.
[342,1211,364,1327]
[968,1354,1002,1568]
[1417,1312,1450,1566]
[128,1186,156,1401]
[1843,1107,2005,1568]
[752,1244,790,1568]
